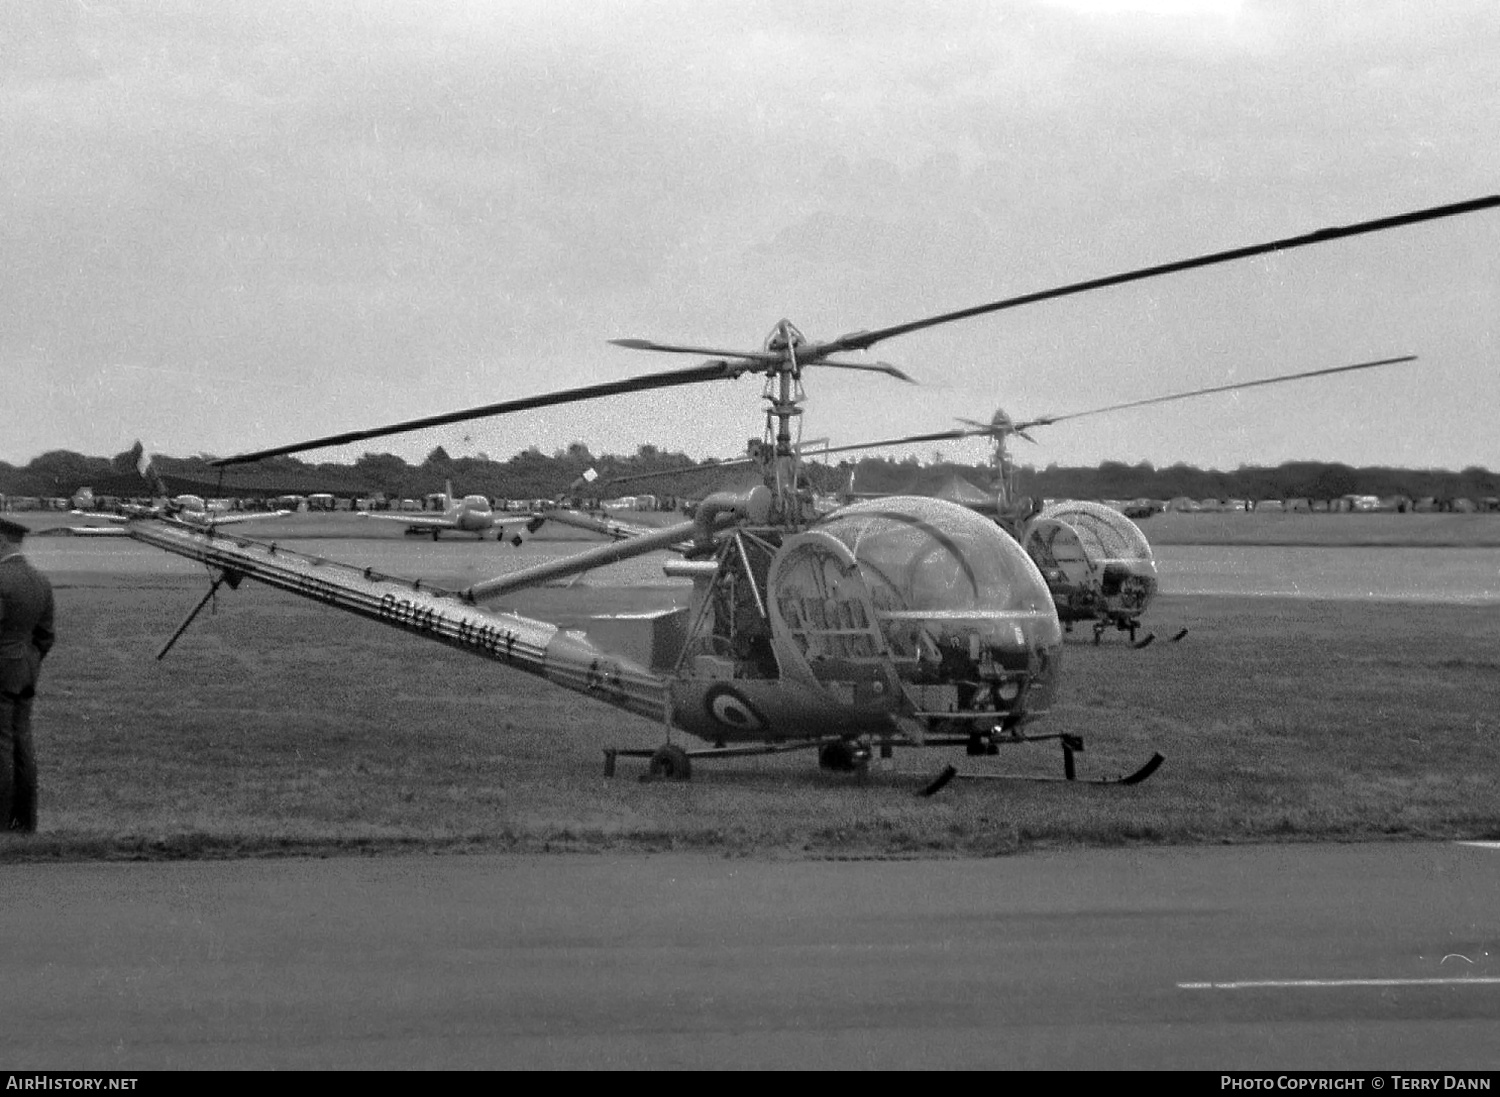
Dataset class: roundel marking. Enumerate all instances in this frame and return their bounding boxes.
[704,685,767,733]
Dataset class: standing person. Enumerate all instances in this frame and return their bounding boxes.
[0,517,54,833]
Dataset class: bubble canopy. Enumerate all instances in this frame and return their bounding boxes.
[814,496,1057,620]
[1034,500,1154,563]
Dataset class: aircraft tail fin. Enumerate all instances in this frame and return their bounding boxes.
[133,441,172,500]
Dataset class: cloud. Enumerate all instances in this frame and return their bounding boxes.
[2,1,1496,469]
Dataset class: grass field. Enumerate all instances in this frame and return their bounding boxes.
[5,564,1498,862]
[1141,509,1500,547]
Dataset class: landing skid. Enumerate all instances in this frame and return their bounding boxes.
[919,736,1165,796]
[608,732,1164,794]
[1077,623,1189,649]
[1136,628,1190,648]
[1072,615,1188,649]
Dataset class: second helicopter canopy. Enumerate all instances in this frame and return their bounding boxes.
[1030,500,1155,565]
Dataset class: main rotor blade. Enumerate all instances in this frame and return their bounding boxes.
[210,360,750,466]
[609,337,916,385]
[601,437,834,488]
[1011,354,1417,432]
[810,195,1500,356]
[958,417,1041,444]
[810,354,1418,461]
[812,428,977,460]
[609,338,782,363]
[605,457,756,487]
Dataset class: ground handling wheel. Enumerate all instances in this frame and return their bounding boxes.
[818,739,871,773]
[966,732,1000,756]
[645,743,692,782]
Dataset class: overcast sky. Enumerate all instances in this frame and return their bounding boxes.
[4,0,1496,473]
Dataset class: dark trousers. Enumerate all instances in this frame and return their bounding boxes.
[0,691,37,832]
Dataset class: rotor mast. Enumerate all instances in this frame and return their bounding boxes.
[992,427,1015,512]
[762,320,811,526]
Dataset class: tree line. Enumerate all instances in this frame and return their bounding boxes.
[3,444,1497,505]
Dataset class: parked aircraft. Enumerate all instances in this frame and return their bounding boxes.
[360,481,539,543]
[57,448,291,534]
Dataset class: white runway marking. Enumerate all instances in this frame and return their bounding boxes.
[1180,977,1500,990]
[1457,841,1500,849]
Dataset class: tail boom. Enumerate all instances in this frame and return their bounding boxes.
[125,519,669,723]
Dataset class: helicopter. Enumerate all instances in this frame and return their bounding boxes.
[120,194,1497,789]
[798,354,1419,646]
[594,352,1420,646]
